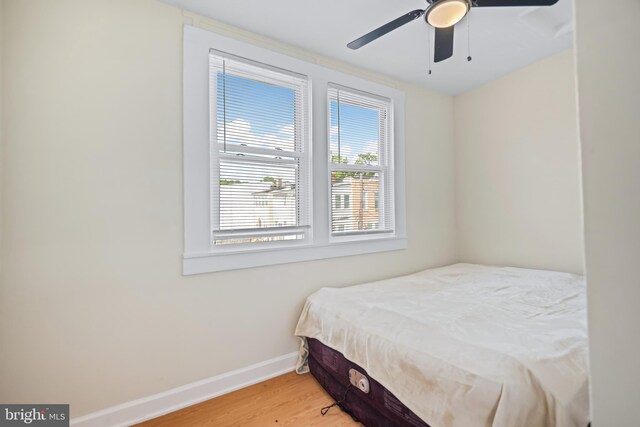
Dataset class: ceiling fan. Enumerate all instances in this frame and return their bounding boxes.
[347,0,559,63]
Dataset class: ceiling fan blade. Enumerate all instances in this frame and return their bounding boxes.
[347,9,425,50]
[434,26,454,63]
[472,0,558,6]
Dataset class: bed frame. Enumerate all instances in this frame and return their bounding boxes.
[307,338,430,427]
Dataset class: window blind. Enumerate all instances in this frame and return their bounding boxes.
[328,84,394,236]
[210,51,310,246]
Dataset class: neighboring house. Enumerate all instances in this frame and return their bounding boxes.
[252,180,297,229]
[332,176,380,233]
[219,179,296,242]
[220,176,379,238]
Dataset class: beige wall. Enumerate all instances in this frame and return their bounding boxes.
[454,50,584,274]
[0,0,3,280]
[0,0,4,279]
[0,0,456,417]
[574,0,640,425]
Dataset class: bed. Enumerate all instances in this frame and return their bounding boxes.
[295,263,590,427]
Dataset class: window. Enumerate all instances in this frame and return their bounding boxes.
[183,26,406,274]
[329,85,393,237]
[334,194,341,209]
[209,52,310,246]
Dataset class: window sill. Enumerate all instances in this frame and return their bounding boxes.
[182,237,407,275]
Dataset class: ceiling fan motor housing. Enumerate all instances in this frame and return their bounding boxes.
[425,0,471,28]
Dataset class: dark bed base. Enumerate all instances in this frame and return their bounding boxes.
[307,338,430,427]
[308,338,592,427]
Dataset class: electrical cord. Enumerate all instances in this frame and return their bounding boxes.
[320,383,360,422]
[320,384,351,415]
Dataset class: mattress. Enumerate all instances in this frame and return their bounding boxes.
[295,263,590,427]
[307,337,430,426]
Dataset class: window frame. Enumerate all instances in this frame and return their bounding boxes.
[327,84,395,240]
[183,25,406,274]
[208,50,312,248]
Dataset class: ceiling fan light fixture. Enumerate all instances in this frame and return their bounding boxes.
[426,0,470,28]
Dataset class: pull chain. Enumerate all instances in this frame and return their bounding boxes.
[467,13,473,62]
[427,26,432,75]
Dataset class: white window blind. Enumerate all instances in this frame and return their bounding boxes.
[328,84,394,236]
[209,50,310,246]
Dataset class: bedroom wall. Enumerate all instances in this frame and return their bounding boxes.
[574,0,640,424]
[0,0,3,279]
[0,0,456,417]
[454,50,584,274]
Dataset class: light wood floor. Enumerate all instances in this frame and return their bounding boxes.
[135,372,358,426]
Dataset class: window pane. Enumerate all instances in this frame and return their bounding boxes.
[331,171,382,233]
[219,160,298,231]
[217,73,298,152]
[329,95,383,167]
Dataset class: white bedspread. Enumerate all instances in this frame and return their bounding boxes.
[295,263,589,427]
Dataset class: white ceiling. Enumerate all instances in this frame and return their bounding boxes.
[161,0,573,95]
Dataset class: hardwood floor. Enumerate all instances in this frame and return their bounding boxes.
[135,372,358,426]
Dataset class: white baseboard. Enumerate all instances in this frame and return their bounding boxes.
[70,351,299,427]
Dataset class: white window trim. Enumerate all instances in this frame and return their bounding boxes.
[183,25,406,275]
